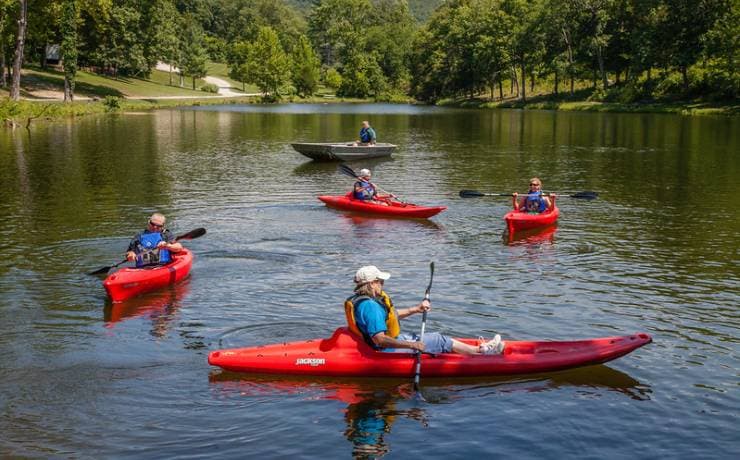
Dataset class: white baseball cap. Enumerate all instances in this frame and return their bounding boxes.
[354,265,391,284]
[359,168,371,177]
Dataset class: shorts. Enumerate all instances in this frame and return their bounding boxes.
[383,332,453,354]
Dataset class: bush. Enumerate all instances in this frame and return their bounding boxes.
[103,96,121,112]
[200,83,219,93]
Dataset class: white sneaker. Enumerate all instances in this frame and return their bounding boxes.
[480,334,504,354]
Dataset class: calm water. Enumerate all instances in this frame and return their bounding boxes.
[0,104,738,458]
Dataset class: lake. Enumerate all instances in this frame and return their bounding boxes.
[0,104,737,458]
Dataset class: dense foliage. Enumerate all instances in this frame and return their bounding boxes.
[0,0,736,103]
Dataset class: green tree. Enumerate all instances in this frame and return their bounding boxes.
[179,14,208,90]
[227,40,252,91]
[250,26,292,99]
[291,34,320,97]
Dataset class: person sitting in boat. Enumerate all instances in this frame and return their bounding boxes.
[356,120,376,146]
[352,168,393,205]
[125,213,183,267]
[512,177,556,213]
[345,265,505,355]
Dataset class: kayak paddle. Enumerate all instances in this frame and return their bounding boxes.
[88,227,206,275]
[337,164,404,203]
[459,189,598,199]
[413,261,434,398]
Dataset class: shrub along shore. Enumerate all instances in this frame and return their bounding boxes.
[3,92,737,130]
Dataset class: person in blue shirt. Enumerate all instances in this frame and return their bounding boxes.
[357,121,376,146]
[344,265,505,355]
[512,177,555,213]
[352,169,393,204]
[125,213,183,267]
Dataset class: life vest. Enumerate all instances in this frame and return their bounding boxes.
[135,231,171,267]
[522,191,547,213]
[359,127,374,143]
[353,180,376,200]
[344,291,401,348]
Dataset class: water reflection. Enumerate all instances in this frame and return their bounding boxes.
[209,364,650,458]
[104,278,191,338]
[504,225,557,246]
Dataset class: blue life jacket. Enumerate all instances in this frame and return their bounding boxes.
[353,180,376,200]
[359,127,375,143]
[522,191,547,213]
[135,231,171,267]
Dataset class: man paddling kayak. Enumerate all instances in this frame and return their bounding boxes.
[125,213,183,267]
[352,168,393,204]
[345,266,505,355]
[513,177,556,213]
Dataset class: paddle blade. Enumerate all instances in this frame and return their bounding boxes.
[459,190,485,198]
[338,164,358,179]
[569,191,599,200]
[88,265,113,276]
[175,227,206,241]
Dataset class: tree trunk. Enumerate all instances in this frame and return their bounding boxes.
[498,79,503,100]
[511,66,519,98]
[570,74,574,95]
[179,73,184,87]
[554,69,559,96]
[169,64,173,85]
[597,46,607,89]
[520,61,526,102]
[0,51,5,87]
[64,76,74,101]
[10,0,28,101]
[681,66,688,92]
[41,41,47,68]
[530,73,535,93]
[192,76,196,90]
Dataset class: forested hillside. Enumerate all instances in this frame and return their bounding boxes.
[1,0,737,107]
[285,0,446,22]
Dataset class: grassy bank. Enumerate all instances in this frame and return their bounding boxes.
[443,97,739,116]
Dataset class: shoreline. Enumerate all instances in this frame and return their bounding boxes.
[3,94,738,129]
[439,97,740,116]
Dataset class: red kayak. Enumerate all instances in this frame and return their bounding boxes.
[504,206,560,234]
[103,249,193,302]
[318,192,446,219]
[208,327,651,378]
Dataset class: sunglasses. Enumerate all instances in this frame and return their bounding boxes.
[529,183,541,186]
[149,221,164,228]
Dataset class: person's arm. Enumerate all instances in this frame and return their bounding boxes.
[369,128,376,145]
[397,299,430,319]
[126,235,139,261]
[371,331,424,351]
[512,192,520,210]
[546,193,556,210]
[157,230,183,252]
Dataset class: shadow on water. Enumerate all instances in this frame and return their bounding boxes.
[503,225,557,246]
[209,364,650,458]
[103,278,191,338]
[292,157,396,177]
[336,212,445,231]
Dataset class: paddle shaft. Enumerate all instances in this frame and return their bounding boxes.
[413,262,434,393]
[459,189,598,199]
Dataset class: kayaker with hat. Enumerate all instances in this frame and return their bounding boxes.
[512,177,555,213]
[352,168,395,205]
[345,265,505,355]
[125,213,183,267]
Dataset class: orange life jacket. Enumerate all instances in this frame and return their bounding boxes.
[344,291,401,347]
